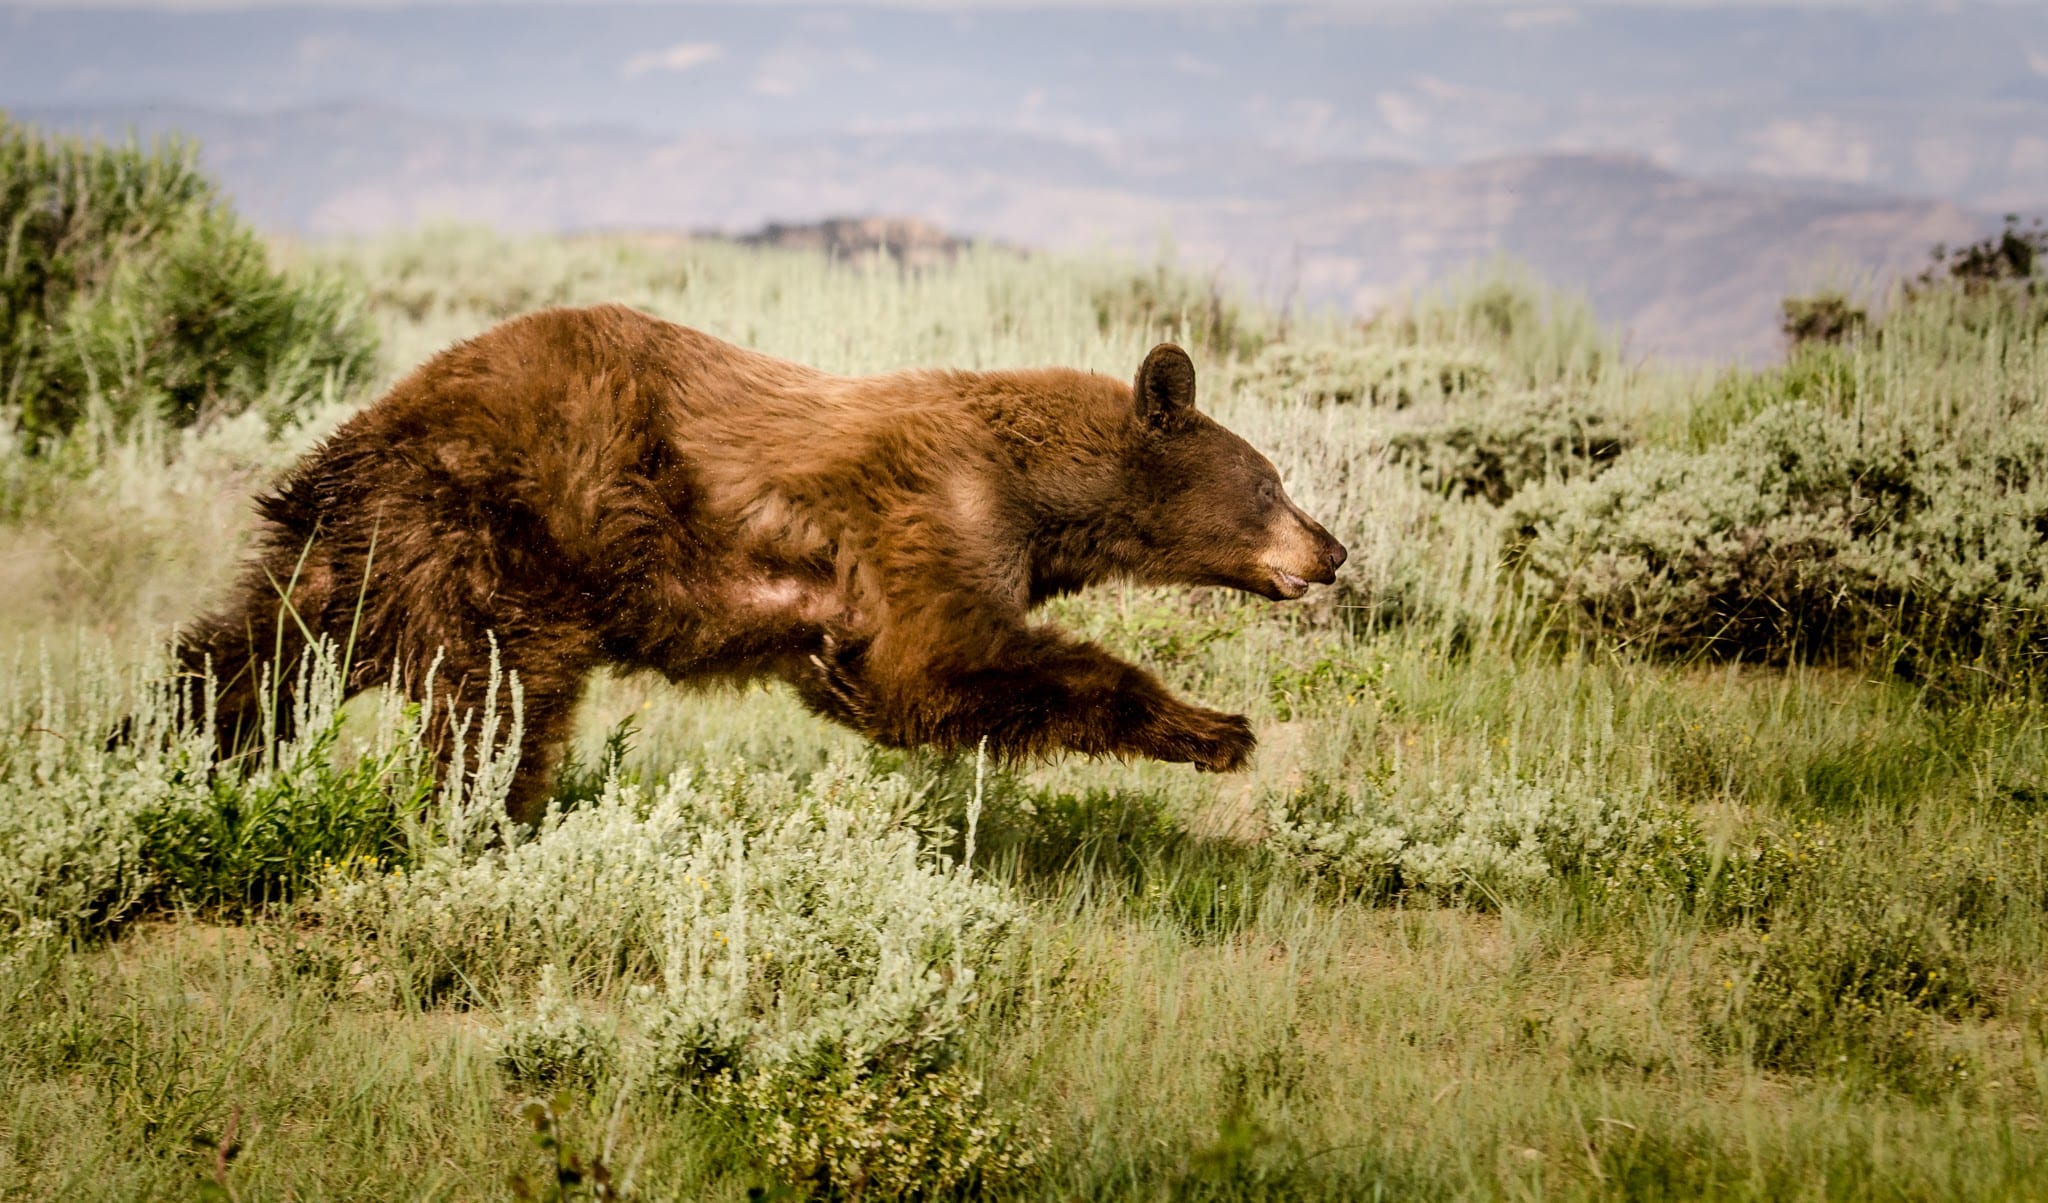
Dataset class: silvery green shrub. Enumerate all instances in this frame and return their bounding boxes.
[1265,772,1697,906]
[1229,339,1495,409]
[1387,390,1630,504]
[315,760,1014,997]
[703,1053,1039,1198]
[316,759,1041,1196]
[0,645,210,937]
[495,963,619,1087]
[1509,401,2048,680]
[0,640,448,939]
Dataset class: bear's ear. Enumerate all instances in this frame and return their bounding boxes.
[1134,343,1197,430]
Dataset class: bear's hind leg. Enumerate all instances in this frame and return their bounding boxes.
[177,554,344,754]
[407,626,598,826]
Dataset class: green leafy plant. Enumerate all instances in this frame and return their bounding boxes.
[1702,882,1986,1094]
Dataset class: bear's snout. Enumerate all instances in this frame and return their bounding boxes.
[1319,532,1348,578]
[1299,524,1346,586]
[1255,508,1346,598]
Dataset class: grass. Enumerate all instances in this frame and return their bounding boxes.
[2,224,2047,1200]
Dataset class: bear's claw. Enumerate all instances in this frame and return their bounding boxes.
[806,633,875,729]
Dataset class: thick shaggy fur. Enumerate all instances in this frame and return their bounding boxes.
[180,304,1346,822]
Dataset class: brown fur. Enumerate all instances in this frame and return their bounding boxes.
[179,305,1346,822]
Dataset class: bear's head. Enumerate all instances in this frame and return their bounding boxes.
[1120,343,1347,601]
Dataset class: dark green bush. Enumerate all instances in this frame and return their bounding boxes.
[0,115,376,448]
[136,719,433,917]
[1897,215,2048,344]
[1780,290,1868,347]
[1920,214,2045,294]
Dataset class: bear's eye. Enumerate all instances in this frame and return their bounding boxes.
[1257,479,1277,504]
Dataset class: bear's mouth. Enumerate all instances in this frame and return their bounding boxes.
[1264,567,1311,600]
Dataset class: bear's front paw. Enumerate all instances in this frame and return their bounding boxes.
[1139,705,1255,772]
[1189,710,1257,773]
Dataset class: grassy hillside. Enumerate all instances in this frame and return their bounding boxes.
[4,200,2048,1199]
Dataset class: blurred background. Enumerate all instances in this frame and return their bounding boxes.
[7,0,2044,362]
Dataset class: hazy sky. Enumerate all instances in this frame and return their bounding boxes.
[1,0,2003,8]
[8,0,2036,356]
[8,0,2043,206]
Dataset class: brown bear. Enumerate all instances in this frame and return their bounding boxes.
[179,304,1346,823]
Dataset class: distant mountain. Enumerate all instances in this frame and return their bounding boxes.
[18,103,1990,362]
[729,217,974,271]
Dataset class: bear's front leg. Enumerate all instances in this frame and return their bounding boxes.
[1119,690,1259,773]
[1041,646,1256,772]
[834,619,1256,772]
